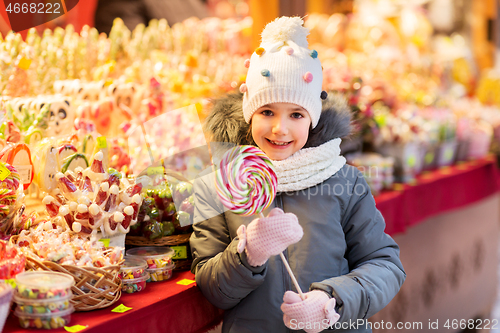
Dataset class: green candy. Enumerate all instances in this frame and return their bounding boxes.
[34,306,47,314]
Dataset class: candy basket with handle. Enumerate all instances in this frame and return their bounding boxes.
[10,235,123,312]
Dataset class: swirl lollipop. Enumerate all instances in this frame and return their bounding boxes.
[0,165,20,192]
[215,145,276,216]
[215,145,304,299]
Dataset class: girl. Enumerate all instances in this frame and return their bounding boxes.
[190,17,405,333]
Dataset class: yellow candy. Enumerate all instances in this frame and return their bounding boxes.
[20,318,30,328]
[155,259,166,268]
[34,318,43,329]
[50,316,64,328]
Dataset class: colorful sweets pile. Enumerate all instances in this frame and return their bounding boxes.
[126,247,175,282]
[13,223,123,267]
[0,240,25,279]
[348,153,395,196]
[120,257,149,294]
[14,295,71,314]
[16,272,73,300]
[131,178,195,240]
[15,307,73,329]
[13,271,75,329]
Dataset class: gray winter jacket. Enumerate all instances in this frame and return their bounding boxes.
[190,93,406,333]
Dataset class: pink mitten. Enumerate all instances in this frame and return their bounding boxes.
[281,290,340,333]
[236,208,303,267]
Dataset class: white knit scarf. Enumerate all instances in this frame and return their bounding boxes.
[272,138,346,192]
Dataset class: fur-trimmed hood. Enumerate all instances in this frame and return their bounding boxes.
[203,92,352,148]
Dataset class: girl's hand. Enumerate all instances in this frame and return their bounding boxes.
[281,290,340,333]
[236,208,303,267]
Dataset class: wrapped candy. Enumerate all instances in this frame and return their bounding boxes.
[11,224,123,267]
[94,182,110,207]
[55,173,81,201]
[42,196,61,218]
[104,185,119,212]
[0,240,25,279]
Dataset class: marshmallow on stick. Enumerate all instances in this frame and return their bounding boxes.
[42,150,143,236]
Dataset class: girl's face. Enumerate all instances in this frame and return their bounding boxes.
[251,103,311,161]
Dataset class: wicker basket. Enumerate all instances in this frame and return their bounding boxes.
[126,233,193,271]
[125,233,191,246]
[24,256,122,311]
[173,259,193,271]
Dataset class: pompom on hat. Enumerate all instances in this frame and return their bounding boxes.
[242,17,323,128]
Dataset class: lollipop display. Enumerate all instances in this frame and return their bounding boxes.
[215,145,304,299]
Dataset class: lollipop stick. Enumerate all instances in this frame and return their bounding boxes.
[259,212,305,300]
[279,253,305,300]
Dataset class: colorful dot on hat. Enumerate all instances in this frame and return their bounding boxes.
[244,59,250,68]
[261,69,270,77]
[310,50,318,59]
[285,47,294,55]
[320,91,328,100]
[255,47,265,56]
[239,83,248,93]
[303,72,313,83]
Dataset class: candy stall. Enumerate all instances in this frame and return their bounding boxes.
[0,0,497,332]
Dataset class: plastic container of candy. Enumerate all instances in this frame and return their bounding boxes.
[126,247,175,269]
[122,272,150,293]
[146,262,175,282]
[14,294,72,315]
[0,281,14,332]
[15,272,74,300]
[120,257,148,280]
[15,305,74,329]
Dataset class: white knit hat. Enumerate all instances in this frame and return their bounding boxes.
[241,17,324,128]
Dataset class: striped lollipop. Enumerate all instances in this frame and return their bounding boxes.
[215,146,277,216]
[1,164,20,192]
